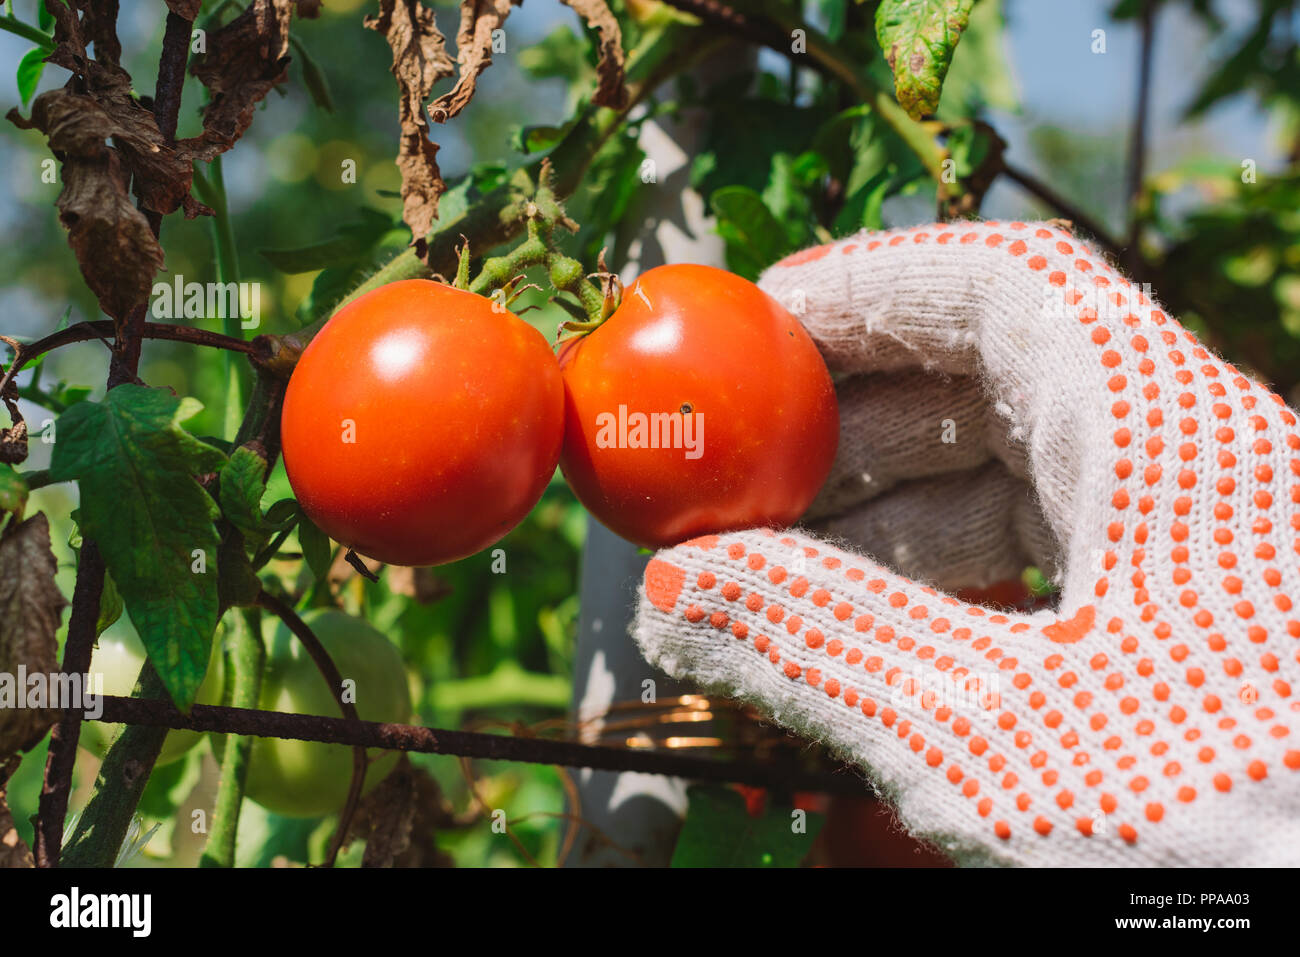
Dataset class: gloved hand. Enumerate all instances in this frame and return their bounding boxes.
[632,220,1300,866]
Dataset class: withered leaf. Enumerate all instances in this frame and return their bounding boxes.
[57,148,165,322]
[346,756,457,867]
[70,0,123,67]
[429,0,517,123]
[1,758,34,869]
[294,0,324,18]
[559,0,627,109]
[190,0,294,155]
[7,2,202,321]
[36,4,205,218]
[1,384,27,466]
[0,514,67,760]
[9,95,165,322]
[365,0,456,248]
[164,0,203,19]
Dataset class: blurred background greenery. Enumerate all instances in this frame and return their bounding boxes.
[2,0,1298,866]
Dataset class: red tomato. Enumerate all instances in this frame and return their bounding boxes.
[559,265,838,548]
[281,280,564,566]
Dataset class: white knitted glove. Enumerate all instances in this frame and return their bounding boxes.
[632,220,1300,866]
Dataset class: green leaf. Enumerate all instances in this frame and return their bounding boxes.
[16,47,45,107]
[0,464,28,521]
[219,445,269,546]
[876,0,977,120]
[260,208,394,274]
[671,786,823,867]
[569,130,645,264]
[49,385,226,709]
[96,568,123,637]
[297,515,331,581]
[289,33,334,113]
[512,123,573,155]
[263,498,300,530]
[37,0,53,31]
[709,187,793,280]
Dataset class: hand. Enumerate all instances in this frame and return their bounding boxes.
[632,220,1300,866]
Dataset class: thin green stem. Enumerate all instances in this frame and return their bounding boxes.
[0,14,54,51]
[199,607,264,868]
[193,156,249,438]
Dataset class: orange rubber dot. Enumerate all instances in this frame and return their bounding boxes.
[994,820,1011,839]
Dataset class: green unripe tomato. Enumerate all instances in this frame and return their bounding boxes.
[224,609,412,818]
[81,624,224,766]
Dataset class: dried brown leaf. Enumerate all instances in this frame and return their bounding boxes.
[189,0,294,155]
[164,0,203,18]
[70,0,123,66]
[294,0,324,18]
[429,0,516,123]
[365,0,456,248]
[559,0,627,108]
[346,756,458,867]
[7,2,216,320]
[9,95,166,322]
[1,381,26,466]
[0,514,66,760]
[0,758,34,869]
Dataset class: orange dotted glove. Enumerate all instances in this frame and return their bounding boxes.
[632,220,1300,866]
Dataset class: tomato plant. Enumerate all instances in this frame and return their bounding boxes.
[558,265,839,548]
[1,0,1289,878]
[214,609,412,819]
[281,280,564,567]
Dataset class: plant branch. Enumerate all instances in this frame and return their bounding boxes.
[1000,162,1133,267]
[0,321,266,399]
[1125,0,1156,269]
[92,695,874,799]
[255,589,366,868]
